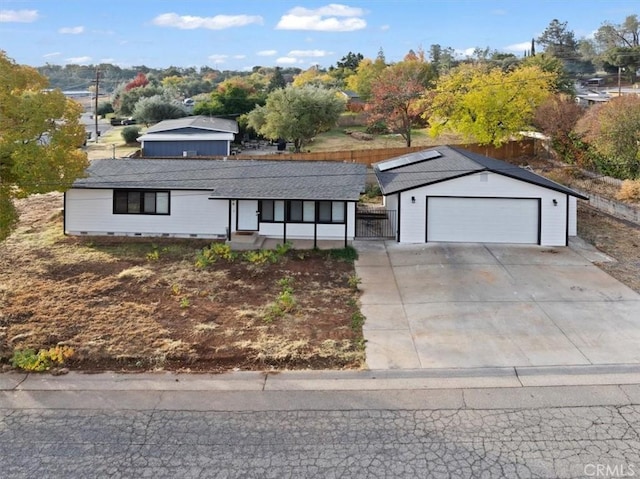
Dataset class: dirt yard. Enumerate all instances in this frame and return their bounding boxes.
[0,193,364,373]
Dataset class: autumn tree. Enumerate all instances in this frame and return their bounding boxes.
[245,85,345,152]
[125,72,149,91]
[575,96,640,179]
[533,94,584,163]
[345,56,386,101]
[292,67,337,88]
[366,50,434,147]
[0,51,88,240]
[427,64,556,146]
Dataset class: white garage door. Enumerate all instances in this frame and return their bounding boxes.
[427,197,540,244]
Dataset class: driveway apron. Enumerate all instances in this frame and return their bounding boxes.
[354,240,640,370]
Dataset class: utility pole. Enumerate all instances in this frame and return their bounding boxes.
[92,67,100,142]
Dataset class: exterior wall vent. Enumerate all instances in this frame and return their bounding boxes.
[183,150,197,157]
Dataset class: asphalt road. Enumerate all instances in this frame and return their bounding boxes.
[1,390,639,478]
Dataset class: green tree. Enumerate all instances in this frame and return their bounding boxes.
[268,67,286,92]
[194,77,265,116]
[522,54,573,94]
[96,101,114,117]
[116,84,165,116]
[575,96,640,179]
[245,85,345,152]
[132,95,187,125]
[427,64,556,146]
[367,53,434,147]
[537,19,578,59]
[0,52,88,240]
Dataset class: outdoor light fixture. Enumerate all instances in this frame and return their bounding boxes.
[411,196,416,203]
[552,199,558,206]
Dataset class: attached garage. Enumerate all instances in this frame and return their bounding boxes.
[427,197,540,244]
[374,146,589,247]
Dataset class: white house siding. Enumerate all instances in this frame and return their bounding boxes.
[65,189,228,238]
[395,172,572,246]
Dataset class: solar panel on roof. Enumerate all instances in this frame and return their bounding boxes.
[377,150,442,172]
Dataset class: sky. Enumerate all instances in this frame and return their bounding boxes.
[1,0,638,71]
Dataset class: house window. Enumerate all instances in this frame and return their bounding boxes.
[114,190,170,215]
[318,201,346,223]
[258,200,346,224]
[288,200,315,223]
[260,200,285,222]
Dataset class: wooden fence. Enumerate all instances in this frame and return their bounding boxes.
[226,139,535,167]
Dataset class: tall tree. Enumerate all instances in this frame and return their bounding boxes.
[336,52,364,71]
[427,64,556,146]
[0,52,88,240]
[367,52,434,147]
[245,85,345,152]
[537,19,578,59]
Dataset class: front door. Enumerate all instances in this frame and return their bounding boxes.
[237,200,259,231]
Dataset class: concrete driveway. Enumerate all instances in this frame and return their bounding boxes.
[354,240,640,369]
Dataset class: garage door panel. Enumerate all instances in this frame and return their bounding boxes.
[427,197,539,244]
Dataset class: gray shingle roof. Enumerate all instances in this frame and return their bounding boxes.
[72,159,366,201]
[145,115,239,134]
[374,146,588,199]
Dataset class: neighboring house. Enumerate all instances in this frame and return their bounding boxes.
[373,146,588,246]
[138,115,239,157]
[64,158,366,247]
[339,90,364,112]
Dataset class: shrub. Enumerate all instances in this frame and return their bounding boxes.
[617,180,640,202]
[328,246,358,263]
[11,346,74,372]
[195,243,237,268]
[347,274,362,290]
[363,183,381,198]
[97,101,114,116]
[121,125,141,144]
[365,120,388,135]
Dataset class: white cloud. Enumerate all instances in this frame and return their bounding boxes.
[100,58,115,64]
[288,49,332,57]
[43,52,61,58]
[152,13,262,30]
[257,49,278,56]
[380,24,390,31]
[492,9,507,15]
[276,4,366,31]
[65,56,92,64]
[276,57,299,65]
[59,26,84,34]
[505,41,531,53]
[233,54,246,59]
[208,54,228,63]
[289,4,365,17]
[0,9,39,23]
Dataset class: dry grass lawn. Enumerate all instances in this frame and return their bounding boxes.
[0,194,365,372]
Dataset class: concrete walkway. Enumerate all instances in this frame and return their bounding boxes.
[354,239,640,370]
